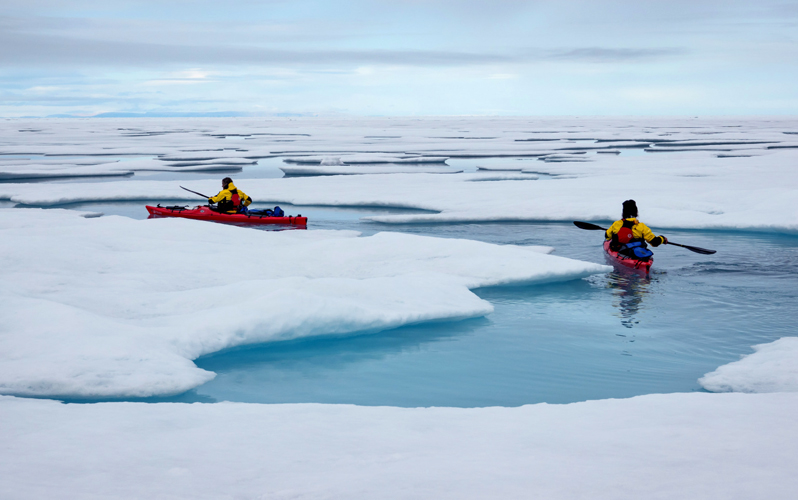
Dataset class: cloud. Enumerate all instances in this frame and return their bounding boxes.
[1,0,796,116]
[0,26,685,69]
[547,47,686,62]
[0,29,516,68]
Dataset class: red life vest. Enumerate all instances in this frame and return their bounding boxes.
[609,218,639,251]
[230,189,241,208]
[616,219,635,244]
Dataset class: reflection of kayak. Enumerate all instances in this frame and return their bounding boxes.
[603,240,652,273]
[146,205,308,226]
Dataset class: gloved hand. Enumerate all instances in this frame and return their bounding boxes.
[651,235,668,247]
[208,198,214,204]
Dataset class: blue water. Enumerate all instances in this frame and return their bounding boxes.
[152,221,795,407]
[13,165,797,407]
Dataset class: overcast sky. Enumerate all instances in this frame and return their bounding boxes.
[1,0,797,116]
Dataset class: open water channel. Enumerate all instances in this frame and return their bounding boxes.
[8,157,797,407]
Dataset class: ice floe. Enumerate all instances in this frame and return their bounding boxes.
[2,117,797,172]
[2,391,797,499]
[3,148,796,232]
[280,165,462,175]
[0,162,133,180]
[282,154,450,164]
[0,208,607,398]
[700,337,798,393]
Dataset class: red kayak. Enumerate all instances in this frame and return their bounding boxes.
[146,205,308,226]
[603,240,652,273]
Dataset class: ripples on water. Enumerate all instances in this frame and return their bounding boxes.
[158,221,795,407]
[30,184,798,407]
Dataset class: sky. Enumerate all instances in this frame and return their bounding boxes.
[1,0,797,117]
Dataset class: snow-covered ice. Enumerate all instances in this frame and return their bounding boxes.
[1,117,797,498]
[700,337,798,393]
[0,162,134,180]
[1,116,796,231]
[3,148,796,232]
[280,165,463,175]
[2,392,797,499]
[0,208,607,399]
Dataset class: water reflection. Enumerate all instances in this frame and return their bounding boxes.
[606,270,654,328]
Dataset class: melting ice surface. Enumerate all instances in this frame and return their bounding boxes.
[174,224,796,406]
[3,117,797,406]
[65,199,795,406]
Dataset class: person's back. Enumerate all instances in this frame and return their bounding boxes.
[209,177,252,214]
[605,200,667,257]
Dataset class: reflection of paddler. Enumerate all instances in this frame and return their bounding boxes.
[605,200,668,260]
[607,270,651,328]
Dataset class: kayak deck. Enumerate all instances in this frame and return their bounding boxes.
[603,240,652,273]
[146,205,308,226]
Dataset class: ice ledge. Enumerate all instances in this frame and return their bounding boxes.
[2,391,797,499]
[700,337,798,393]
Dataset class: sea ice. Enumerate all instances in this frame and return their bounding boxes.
[699,337,798,393]
[1,392,797,499]
[0,162,133,180]
[0,117,796,497]
[0,208,607,398]
[3,146,795,232]
[280,164,463,175]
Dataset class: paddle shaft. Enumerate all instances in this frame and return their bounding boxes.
[180,185,211,199]
[572,221,716,255]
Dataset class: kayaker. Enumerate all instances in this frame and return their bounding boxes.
[605,200,668,258]
[208,177,252,214]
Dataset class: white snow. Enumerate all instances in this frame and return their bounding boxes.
[284,154,450,164]
[2,148,795,231]
[280,164,463,175]
[2,392,798,499]
[1,142,796,232]
[700,337,798,393]
[1,117,797,498]
[0,208,607,399]
[0,161,133,180]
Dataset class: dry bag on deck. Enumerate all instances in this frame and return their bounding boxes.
[622,241,654,259]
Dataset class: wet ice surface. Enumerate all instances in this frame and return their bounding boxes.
[4,117,797,405]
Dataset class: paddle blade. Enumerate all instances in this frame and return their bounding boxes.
[573,221,607,231]
[667,242,716,255]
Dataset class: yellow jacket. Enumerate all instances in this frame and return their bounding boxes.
[209,182,252,213]
[605,218,666,246]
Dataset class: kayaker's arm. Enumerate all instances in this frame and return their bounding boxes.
[208,190,226,204]
[238,190,253,207]
[638,222,668,247]
[605,220,623,240]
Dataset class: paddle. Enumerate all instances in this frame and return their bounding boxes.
[180,185,210,199]
[573,221,717,255]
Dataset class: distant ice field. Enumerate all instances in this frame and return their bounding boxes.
[1,117,797,404]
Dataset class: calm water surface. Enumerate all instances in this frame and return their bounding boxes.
[164,219,794,406]
[22,168,797,407]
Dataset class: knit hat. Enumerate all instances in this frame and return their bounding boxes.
[622,199,638,218]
